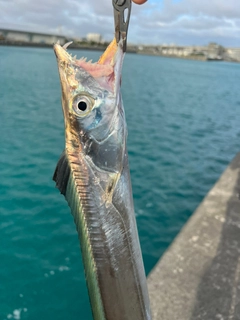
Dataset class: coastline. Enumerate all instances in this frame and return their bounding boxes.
[1,40,239,63]
[0,40,137,53]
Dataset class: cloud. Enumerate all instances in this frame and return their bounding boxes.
[0,0,239,46]
[136,0,240,45]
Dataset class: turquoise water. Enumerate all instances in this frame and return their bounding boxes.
[1,45,240,319]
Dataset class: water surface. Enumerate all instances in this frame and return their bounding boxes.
[1,46,240,319]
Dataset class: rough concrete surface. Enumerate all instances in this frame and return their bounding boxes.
[148,153,240,320]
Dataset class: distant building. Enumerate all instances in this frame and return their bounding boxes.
[0,28,66,45]
[86,33,102,43]
[207,43,224,60]
[226,48,240,62]
[160,45,206,57]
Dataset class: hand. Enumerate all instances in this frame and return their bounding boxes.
[132,0,147,4]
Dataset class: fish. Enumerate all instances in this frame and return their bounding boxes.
[53,38,151,320]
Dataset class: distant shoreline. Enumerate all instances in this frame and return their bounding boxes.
[0,40,137,53]
[1,40,238,63]
[0,40,108,51]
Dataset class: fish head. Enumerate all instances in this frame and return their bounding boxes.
[54,39,126,174]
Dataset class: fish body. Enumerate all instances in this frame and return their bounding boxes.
[53,39,151,320]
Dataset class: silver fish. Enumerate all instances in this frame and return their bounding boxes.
[53,38,151,320]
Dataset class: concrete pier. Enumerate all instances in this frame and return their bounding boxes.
[148,153,240,320]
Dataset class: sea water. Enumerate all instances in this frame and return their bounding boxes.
[1,46,240,319]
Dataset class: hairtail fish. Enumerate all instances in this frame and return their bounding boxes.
[53,38,151,320]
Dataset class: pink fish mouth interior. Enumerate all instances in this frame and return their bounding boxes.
[54,38,123,92]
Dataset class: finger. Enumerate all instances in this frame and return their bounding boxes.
[132,0,147,4]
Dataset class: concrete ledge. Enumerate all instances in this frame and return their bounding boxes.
[148,153,240,320]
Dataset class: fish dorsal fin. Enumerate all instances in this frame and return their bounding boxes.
[53,151,70,196]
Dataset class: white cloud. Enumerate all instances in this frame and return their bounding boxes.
[0,0,239,46]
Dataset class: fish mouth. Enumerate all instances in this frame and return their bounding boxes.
[54,38,124,93]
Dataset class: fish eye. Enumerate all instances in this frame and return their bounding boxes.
[78,101,87,111]
[72,94,94,116]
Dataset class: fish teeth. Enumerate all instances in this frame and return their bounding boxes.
[63,41,73,50]
[77,57,95,64]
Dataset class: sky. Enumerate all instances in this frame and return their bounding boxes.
[0,0,240,47]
